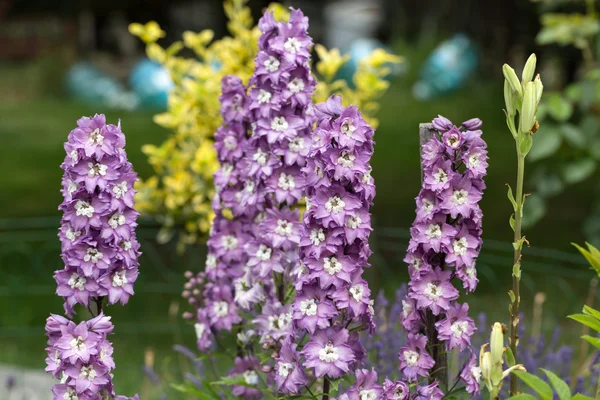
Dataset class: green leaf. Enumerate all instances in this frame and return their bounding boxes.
[507,184,518,210]
[540,368,571,400]
[520,133,534,156]
[330,378,340,392]
[572,394,595,400]
[512,370,553,400]
[583,305,600,319]
[572,242,600,276]
[508,394,538,400]
[510,213,516,231]
[568,313,600,332]
[528,126,562,161]
[560,123,586,149]
[581,335,600,350]
[546,93,573,122]
[561,158,596,184]
[505,346,516,367]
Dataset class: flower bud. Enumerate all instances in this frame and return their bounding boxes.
[490,322,504,362]
[522,53,537,84]
[480,349,492,389]
[504,80,516,117]
[534,74,543,106]
[503,64,523,98]
[520,82,536,134]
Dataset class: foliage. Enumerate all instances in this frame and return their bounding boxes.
[129,0,400,251]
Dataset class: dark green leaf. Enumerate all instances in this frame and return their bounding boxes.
[528,126,562,161]
[560,124,586,149]
[561,159,596,184]
[512,370,553,400]
[541,368,571,400]
[546,93,573,122]
[505,346,516,367]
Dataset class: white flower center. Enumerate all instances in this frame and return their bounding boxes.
[221,235,238,250]
[67,179,79,196]
[271,116,289,132]
[451,321,469,337]
[68,273,86,290]
[451,189,469,206]
[341,121,356,136]
[222,164,234,177]
[466,265,476,279]
[337,151,355,168]
[84,247,104,264]
[318,343,339,363]
[345,214,362,229]
[323,257,342,275]
[432,168,448,185]
[70,150,79,163]
[445,133,461,148]
[63,387,79,400]
[310,228,326,245]
[79,365,97,381]
[243,370,259,385]
[288,77,305,93]
[65,226,81,242]
[275,219,293,237]
[268,312,292,331]
[264,56,280,72]
[421,199,434,215]
[113,181,128,199]
[87,162,107,178]
[253,149,268,165]
[289,137,304,153]
[468,152,481,168]
[213,301,229,317]
[74,200,94,218]
[120,241,132,251]
[349,284,364,301]
[278,173,295,191]
[402,300,413,317]
[88,128,104,146]
[359,389,378,400]
[284,37,301,53]
[325,196,345,214]
[256,244,272,261]
[108,213,125,229]
[300,299,318,316]
[403,350,420,367]
[410,256,423,271]
[70,336,86,353]
[453,237,468,255]
[257,89,272,104]
[424,283,443,301]
[224,136,237,150]
[244,180,256,193]
[471,366,482,382]
[194,323,206,339]
[278,362,294,378]
[112,270,128,287]
[425,224,442,239]
[206,254,216,270]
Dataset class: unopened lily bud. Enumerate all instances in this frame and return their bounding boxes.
[480,350,492,389]
[490,322,504,363]
[503,64,523,98]
[520,82,537,134]
[534,74,543,105]
[522,53,536,84]
[504,80,516,117]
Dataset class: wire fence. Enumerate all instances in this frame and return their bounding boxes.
[1,216,597,338]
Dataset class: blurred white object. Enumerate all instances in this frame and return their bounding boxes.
[1,364,54,400]
[324,0,383,53]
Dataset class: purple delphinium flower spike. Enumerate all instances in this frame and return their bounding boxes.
[400,116,488,393]
[291,95,376,381]
[47,114,140,398]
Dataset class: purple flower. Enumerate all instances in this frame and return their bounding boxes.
[206,286,242,331]
[275,339,307,394]
[460,352,482,395]
[398,333,435,381]
[253,302,293,342]
[293,284,337,334]
[382,378,409,400]
[229,356,262,399]
[415,381,444,400]
[411,213,457,253]
[439,177,482,219]
[435,302,476,350]
[339,368,383,400]
[301,327,355,379]
[409,268,459,315]
[55,321,100,364]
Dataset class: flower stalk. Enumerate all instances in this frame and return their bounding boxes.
[502,53,543,396]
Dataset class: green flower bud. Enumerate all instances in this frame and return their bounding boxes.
[503,64,523,98]
[534,74,543,106]
[504,80,516,116]
[522,53,537,84]
[520,81,536,134]
[480,350,493,390]
[490,322,504,362]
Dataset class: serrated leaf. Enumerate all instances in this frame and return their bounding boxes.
[512,370,553,400]
[528,126,562,161]
[561,158,596,184]
[568,314,600,332]
[581,335,600,350]
[505,346,516,367]
[508,394,538,400]
[541,368,571,400]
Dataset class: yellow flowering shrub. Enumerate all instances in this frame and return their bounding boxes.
[130,0,401,251]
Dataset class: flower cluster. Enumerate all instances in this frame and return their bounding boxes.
[56,114,140,317]
[45,115,140,399]
[400,116,488,393]
[280,95,376,393]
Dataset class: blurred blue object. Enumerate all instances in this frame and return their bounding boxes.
[337,38,402,87]
[129,58,173,110]
[413,34,478,100]
[65,62,140,111]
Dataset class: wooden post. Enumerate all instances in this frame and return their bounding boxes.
[419,122,448,388]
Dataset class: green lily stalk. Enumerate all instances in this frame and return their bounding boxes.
[502,53,543,396]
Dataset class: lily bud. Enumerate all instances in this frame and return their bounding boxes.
[480,349,493,390]
[490,322,504,362]
[522,53,537,84]
[503,64,523,98]
[520,82,536,135]
[534,74,543,106]
[504,80,516,117]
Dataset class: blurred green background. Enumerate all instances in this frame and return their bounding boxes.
[1,0,599,397]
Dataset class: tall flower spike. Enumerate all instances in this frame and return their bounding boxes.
[291,95,376,388]
[240,7,316,353]
[400,116,487,392]
[47,114,140,399]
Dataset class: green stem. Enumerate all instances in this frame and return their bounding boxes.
[509,153,525,396]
